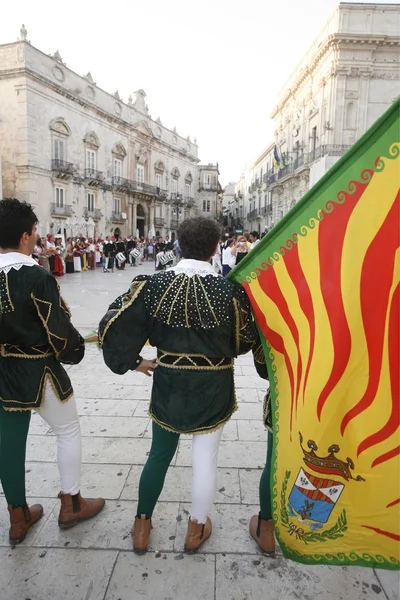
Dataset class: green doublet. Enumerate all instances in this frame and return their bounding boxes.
[99,261,258,434]
[0,257,84,411]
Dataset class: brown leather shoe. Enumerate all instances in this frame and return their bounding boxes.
[184,517,212,554]
[58,492,105,529]
[249,513,275,554]
[132,514,152,554]
[8,503,44,546]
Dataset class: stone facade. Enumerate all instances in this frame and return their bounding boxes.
[0,28,219,239]
[228,3,400,236]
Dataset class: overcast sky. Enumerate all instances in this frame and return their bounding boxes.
[0,1,394,185]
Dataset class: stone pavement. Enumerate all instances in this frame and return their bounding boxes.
[0,261,398,600]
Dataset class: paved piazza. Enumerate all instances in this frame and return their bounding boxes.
[0,262,397,600]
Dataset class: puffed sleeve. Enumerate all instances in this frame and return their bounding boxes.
[31,272,84,365]
[99,275,152,374]
[231,283,259,356]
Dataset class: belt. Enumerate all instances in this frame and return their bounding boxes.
[0,344,54,359]
[157,350,233,371]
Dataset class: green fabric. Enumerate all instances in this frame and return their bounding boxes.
[100,272,258,434]
[259,431,273,520]
[137,422,179,518]
[0,404,31,506]
[0,265,84,410]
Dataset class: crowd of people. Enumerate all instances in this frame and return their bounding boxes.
[32,234,180,276]
[32,230,261,278]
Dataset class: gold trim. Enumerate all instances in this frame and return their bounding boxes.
[0,366,73,411]
[233,298,241,355]
[0,271,15,313]
[196,275,220,325]
[31,293,68,357]
[253,344,265,364]
[99,279,147,346]
[0,344,54,359]
[153,273,184,318]
[148,398,238,436]
[166,275,187,324]
[157,349,233,371]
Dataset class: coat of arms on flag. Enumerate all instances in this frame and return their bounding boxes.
[230,99,400,570]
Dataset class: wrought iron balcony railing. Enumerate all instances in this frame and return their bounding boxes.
[112,176,132,190]
[51,159,74,176]
[111,211,127,222]
[84,169,103,184]
[50,203,74,217]
[83,208,103,221]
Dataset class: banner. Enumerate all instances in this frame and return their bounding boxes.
[230,99,400,570]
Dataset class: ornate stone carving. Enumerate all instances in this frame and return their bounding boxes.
[20,24,27,40]
[156,117,162,124]
[114,103,122,116]
[171,167,180,179]
[52,50,64,65]
[128,95,133,106]
[112,142,127,157]
[83,131,100,148]
[52,66,65,82]
[154,160,165,172]
[84,72,95,84]
[135,144,149,165]
[49,117,71,137]
[86,86,95,99]
[185,171,193,183]
[113,90,121,101]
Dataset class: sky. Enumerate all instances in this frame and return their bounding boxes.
[0,1,395,185]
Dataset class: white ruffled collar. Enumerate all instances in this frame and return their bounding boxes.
[166,258,219,278]
[0,252,40,274]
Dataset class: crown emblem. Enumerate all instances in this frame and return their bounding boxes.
[299,432,365,482]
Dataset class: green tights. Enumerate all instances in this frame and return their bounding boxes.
[259,431,273,520]
[137,421,179,518]
[0,405,31,507]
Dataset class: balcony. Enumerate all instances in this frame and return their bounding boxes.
[249,209,259,219]
[199,185,218,192]
[170,193,183,202]
[112,176,132,192]
[131,181,157,195]
[170,219,179,229]
[155,187,168,199]
[83,208,103,221]
[155,217,165,227]
[111,211,127,223]
[50,203,73,218]
[184,197,195,206]
[51,159,74,179]
[84,169,103,186]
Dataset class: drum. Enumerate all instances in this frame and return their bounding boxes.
[159,250,175,265]
[130,248,141,260]
[116,252,126,263]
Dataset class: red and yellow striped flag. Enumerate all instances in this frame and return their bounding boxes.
[230,99,400,570]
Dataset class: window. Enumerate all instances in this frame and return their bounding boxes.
[113,158,122,178]
[136,165,144,187]
[86,149,96,171]
[202,199,211,212]
[114,197,121,214]
[156,204,162,217]
[156,173,162,189]
[54,139,65,162]
[172,179,178,194]
[87,192,95,212]
[203,174,211,189]
[185,183,191,199]
[55,187,64,207]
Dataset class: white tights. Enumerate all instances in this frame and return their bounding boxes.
[191,427,223,524]
[36,381,81,495]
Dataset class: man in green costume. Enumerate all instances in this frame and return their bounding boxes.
[0,198,105,546]
[100,217,259,553]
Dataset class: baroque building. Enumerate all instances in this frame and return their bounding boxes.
[0,28,220,239]
[227,2,400,236]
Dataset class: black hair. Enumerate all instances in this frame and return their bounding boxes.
[178,217,221,261]
[0,198,38,249]
[250,231,259,239]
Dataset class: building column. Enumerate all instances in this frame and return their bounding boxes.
[132,200,137,237]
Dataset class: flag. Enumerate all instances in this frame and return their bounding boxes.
[273,145,281,169]
[229,99,400,570]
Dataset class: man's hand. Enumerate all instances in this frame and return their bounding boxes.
[136,359,158,377]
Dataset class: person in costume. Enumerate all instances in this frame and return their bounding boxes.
[249,342,275,554]
[126,236,136,267]
[65,238,75,274]
[103,236,116,273]
[99,217,259,554]
[115,236,126,270]
[53,237,65,277]
[0,198,105,546]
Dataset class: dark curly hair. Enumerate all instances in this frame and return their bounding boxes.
[178,217,221,260]
[0,198,38,249]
